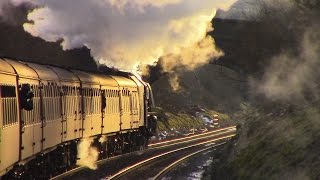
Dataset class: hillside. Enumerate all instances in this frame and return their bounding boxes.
[152,64,247,112]
[210,100,320,179]
[151,64,247,133]
[209,1,320,179]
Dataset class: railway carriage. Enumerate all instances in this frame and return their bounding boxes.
[98,75,121,134]
[0,58,20,178]
[0,57,156,179]
[53,66,82,142]
[71,70,102,138]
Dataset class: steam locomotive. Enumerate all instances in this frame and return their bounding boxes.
[0,57,157,179]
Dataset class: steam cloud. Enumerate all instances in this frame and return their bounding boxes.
[169,73,181,92]
[0,0,10,15]
[76,138,99,170]
[0,0,32,22]
[242,0,320,103]
[256,27,320,103]
[0,0,33,12]
[0,0,24,14]
[15,0,237,72]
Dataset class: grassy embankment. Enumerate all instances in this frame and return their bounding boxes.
[155,107,232,132]
[213,102,320,179]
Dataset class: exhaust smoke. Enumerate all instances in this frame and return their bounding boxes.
[2,0,236,72]
[76,138,99,170]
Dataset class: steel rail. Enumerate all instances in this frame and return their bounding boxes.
[153,142,226,180]
[51,126,236,179]
[107,133,236,180]
[51,150,127,180]
[148,127,236,150]
[149,126,236,147]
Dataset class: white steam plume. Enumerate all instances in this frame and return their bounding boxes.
[76,138,99,170]
[21,0,237,71]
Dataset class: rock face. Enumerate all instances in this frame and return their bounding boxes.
[211,18,297,75]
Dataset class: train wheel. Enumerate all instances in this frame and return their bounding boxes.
[116,136,123,155]
[69,141,78,168]
[130,132,137,152]
[3,165,26,180]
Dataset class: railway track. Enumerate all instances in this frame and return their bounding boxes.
[108,136,233,179]
[153,143,224,180]
[149,126,236,148]
[52,126,236,179]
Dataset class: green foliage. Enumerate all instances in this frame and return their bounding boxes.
[156,111,205,132]
[154,106,234,132]
[206,110,231,121]
[216,102,320,179]
[154,107,203,131]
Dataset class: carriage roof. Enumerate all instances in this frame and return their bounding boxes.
[0,58,16,75]
[4,58,39,79]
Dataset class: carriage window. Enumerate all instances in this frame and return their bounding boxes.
[105,89,113,114]
[1,85,18,127]
[1,86,16,97]
[22,85,41,125]
[43,83,61,122]
[93,88,100,114]
[63,85,77,118]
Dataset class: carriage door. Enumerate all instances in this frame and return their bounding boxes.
[130,90,139,129]
[91,87,102,136]
[102,87,121,134]
[0,82,19,174]
[120,88,132,130]
[81,84,101,137]
[20,80,42,159]
[62,85,81,142]
[42,81,62,150]
[82,86,92,137]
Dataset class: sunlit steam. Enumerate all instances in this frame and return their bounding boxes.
[76,138,99,170]
[162,34,223,90]
[99,135,107,143]
[161,34,223,72]
[169,73,181,92]
[19,0,237,72]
